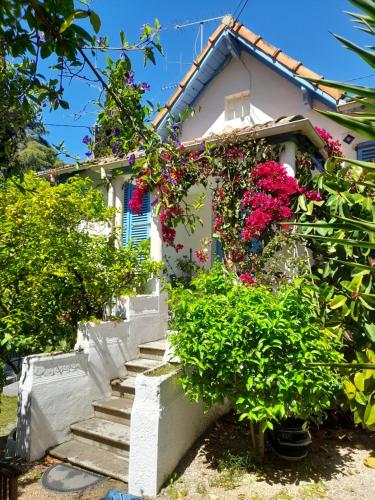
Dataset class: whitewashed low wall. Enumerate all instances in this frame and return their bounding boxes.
[16,293,168,461]
[128,367,230,497]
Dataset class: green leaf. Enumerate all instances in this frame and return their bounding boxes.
[364,402,375,427]
[343,379,357,399]
[330,295,347,309]
[354,371,365,391]
[59,11,89,33]
[349,0,375,19]
[328,156,375,172]
[89,11,101,33]
[302,234,375,250]
[334,33,375,69]
[365,323,375,341]
[355,391,367,405]
[305,77,375,99]
[318,110,375,140]
[59,13,76,33]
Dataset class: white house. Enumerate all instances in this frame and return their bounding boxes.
[49,19,374,278]
[20,20,373,495]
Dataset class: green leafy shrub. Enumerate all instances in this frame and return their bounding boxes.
[343,349,375,430]
[169,264,343,456]
[0,172,161,376]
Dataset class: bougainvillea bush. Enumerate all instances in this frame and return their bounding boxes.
[169,263,343,457]
[105,130,323,282]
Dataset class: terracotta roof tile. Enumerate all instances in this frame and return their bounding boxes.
[254,38,280,59]
[236,25,262,45]
[152,22,344,129]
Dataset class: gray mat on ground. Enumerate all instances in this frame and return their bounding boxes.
[41,463,105,493]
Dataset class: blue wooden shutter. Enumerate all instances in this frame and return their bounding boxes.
[215,240,223,261]
[357,141,375,162]
[123,184,151,246]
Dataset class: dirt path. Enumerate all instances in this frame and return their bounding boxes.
[157,415,375,500]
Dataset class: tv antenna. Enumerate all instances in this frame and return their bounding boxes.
[174,14,234,54]
[161,14,234,92]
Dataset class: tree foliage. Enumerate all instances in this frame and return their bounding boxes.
[0,172,161,370]
[15,136,64,171]
[169,264,343,455]
[0,1,161,174]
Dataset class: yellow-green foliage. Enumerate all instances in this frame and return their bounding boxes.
[0,172,160,379]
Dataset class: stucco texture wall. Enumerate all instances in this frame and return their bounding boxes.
[162,185,214,278]
[16,294,168,461]
[128,367,230,497]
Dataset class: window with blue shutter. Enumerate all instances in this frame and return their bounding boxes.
[357,141,375,162]
[123,184,151,246]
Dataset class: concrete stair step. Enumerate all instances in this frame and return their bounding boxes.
[139,339,167,360]
[125,357,160,375]
[70,417,130,457]
[50,439,129,484]
[111,377,135,398]
[93,396,132,424]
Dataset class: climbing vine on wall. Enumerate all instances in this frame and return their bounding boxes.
[90,66,340,282]
[125,132,324,281]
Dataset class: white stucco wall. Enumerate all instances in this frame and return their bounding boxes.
[162,184,214,278]
[128,367,230,497]
[16,293,168,461]
[179,51,363,159]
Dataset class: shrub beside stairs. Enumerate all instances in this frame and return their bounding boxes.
[50,338,167,485]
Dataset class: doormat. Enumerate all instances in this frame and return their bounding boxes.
[41,463,105,493]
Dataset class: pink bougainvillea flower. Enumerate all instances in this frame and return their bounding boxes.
[239,273,256,286]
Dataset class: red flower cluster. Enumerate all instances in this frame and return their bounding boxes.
[128,178,149,214]
[239,273,255,286]
[227,145,245,158]
[315,127,343,157]
[162,224,176,246]
[241,161,300,240]
[195,249,208,263]
[300,188,324,201]
[159,206,185,250]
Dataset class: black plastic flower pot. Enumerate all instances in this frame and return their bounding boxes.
[267,418,312,461]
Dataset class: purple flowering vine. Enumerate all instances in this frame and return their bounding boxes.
[140,82,150,92]
[112,141,122,154]
[128,153,136,166]
[37,31,45,44]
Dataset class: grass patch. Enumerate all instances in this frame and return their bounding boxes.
[0,396,17,436]
[210,449,259,490]
[144,362,178,377]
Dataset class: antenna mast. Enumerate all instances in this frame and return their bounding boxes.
[175,14,233,53]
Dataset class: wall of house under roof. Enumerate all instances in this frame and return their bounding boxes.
[162,185,214,279]
[179,51,363,159]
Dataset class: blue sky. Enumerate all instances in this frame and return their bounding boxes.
[41,0,374,162]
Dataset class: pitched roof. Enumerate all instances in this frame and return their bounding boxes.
[153,21,344,132]
[44,115,325,177]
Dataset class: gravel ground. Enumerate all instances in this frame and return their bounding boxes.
[13,414,375,500]
[157,414,375,500]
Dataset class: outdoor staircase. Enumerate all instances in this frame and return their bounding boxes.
[50,338,167,484]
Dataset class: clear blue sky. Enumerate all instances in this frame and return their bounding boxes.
[42,0,374,162]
